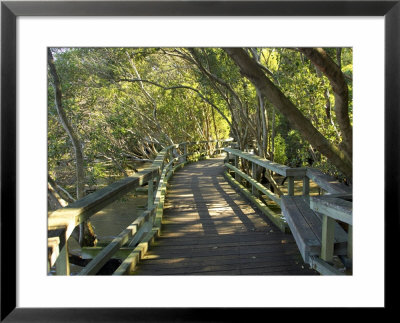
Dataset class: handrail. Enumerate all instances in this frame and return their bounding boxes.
[224,148,306,177]
[48,139,233,275]
[222,147,307,232]
[223,146,353,275]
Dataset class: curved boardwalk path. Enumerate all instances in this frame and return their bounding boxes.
[134,157,318,275]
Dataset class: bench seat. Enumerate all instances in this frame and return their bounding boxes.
[306,168,352,195]
[281,195,348,264]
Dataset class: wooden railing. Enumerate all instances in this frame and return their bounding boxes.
[48,139,233,275]
[307,168,352,273]
[223,147,307,232]
[223,148,352,275]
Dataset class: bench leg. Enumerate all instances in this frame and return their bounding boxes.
[321,215,335,263]
[347,225,352,260]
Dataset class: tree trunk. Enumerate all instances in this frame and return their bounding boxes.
[298,48,352,162]
[224,48,352,180]
[48,48,97,247]
[270,108,276,162]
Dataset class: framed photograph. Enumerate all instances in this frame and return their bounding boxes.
[1,0,398,320]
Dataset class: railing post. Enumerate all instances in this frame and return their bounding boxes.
[234,155,239,181]
[55,229,70,275]
[147,177,154,210]
[288,176,295,196]
[347,224,353,260]
[251,162,258,197]
[321,215,335,263]
[303,176,310,196]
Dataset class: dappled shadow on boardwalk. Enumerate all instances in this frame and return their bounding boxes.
[134,157,318,275]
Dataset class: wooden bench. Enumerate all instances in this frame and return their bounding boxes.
[281,196,348,264]
[306,168,352,195]
[280,168,353,274]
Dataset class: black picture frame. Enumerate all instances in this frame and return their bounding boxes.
[1,0,398,321]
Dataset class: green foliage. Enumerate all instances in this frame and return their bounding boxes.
[48,46,352,194]
[273,134,287,165]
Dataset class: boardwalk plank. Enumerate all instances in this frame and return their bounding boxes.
[133,157,318,276]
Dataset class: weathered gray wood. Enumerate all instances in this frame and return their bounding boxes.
[127,218,153,248]
[48,228,67,268]
[321,214,335,263]
[112,251,141,275]
[133,158,316,276]
[225,163,281,205]
[324,193,352,200]
[234,155,239,180]
[306,168,352,194]
[81,247,136,259]
[224,171,288,232]
[281,196,348,265]
[288,176,295,196]
[48,167,160,239]
[135,187,148,194]
[309,256,345,275]
[224,147,307,177]
[310,196,352,225]
[303,176,310,196]
[281,196,320,262]
[147,178,154,210]
[49,140,223,274]
[113,227,160,275]
[78,209,153,275]
[347,225,353,260]
[55,239,70,275]
[292,197,347,249]
[252,162,257,196]
[47,237,60,270]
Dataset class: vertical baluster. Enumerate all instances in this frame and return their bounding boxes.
[147,177,154,210]
[288,176,295,196]
[234,155,239,181]
[252,162,258,196]
[55,229,70,275]
[321,215,335,263]
[303,176,310,196]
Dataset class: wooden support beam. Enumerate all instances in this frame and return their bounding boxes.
[224,171,288,232]
[310,196,352,225]
[310,256,345,275]
[225,163,281,205]
[234,155,239,180]
[251,162,258,197]
[55,241,70,275]
[224,147,307,177]
[347,225,353,260]
[113,227,160,275]
[78,209,153,275]
[306,168,352,194]
[288,176,295,196]
[53,228,69,275]
[321,214,335,263]
[147,178,154,210]
[81,247,136,259]
[303,176,310,196]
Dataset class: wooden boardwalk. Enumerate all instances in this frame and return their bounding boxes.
[134,157,318,275]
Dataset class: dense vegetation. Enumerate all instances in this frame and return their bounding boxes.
[48,47,352,245]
